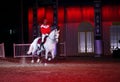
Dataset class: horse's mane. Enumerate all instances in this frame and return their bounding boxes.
[49,29,57,36]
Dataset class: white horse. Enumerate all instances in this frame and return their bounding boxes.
[27,29,60,64]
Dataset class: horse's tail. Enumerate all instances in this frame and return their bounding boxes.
[27,44,33,55]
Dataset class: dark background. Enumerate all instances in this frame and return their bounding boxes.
[0,0,26,57]
[0,0,120,57]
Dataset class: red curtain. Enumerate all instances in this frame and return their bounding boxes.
[102,5,120,21]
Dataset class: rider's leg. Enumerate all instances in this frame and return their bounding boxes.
[42,34,45,43]
[41,34,45,49]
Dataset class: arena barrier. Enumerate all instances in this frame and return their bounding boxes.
[58,42,66,56]
[0,43,5,58]
[13,42,66,58]
[13,43,31,58]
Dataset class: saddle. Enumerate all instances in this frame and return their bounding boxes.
[37,36,48,44]
[37,36,48,50]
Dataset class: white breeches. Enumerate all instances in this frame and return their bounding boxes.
[42,34,48,42]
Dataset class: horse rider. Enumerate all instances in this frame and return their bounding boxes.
[39,19,51,50]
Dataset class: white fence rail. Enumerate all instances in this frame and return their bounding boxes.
[13,44,31,58]
[13,42,66,58]
[0,43,5,58]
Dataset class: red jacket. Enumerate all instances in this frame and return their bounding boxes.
[40,24,51,34]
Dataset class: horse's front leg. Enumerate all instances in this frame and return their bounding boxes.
[51,50,55,59]
[44,50,48,66]
[45,50,48,60]
[51,47,57,59]
[36,55,41,63]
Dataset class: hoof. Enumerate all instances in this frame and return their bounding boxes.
[36,59,40,63]
[31,60,34,63]
[48,58,51,61]
[44,63,47,66]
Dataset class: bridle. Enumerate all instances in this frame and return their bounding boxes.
[48,31,59,42]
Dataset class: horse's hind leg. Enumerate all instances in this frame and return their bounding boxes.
[31,55,35,63]
[31,49,36,63]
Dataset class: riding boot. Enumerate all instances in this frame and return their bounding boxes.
[38,44,41,50]
[40,42,45,51]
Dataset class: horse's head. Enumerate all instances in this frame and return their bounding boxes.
[49,29,60,43]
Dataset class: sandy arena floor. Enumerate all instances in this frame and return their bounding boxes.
[0,57,120,82]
